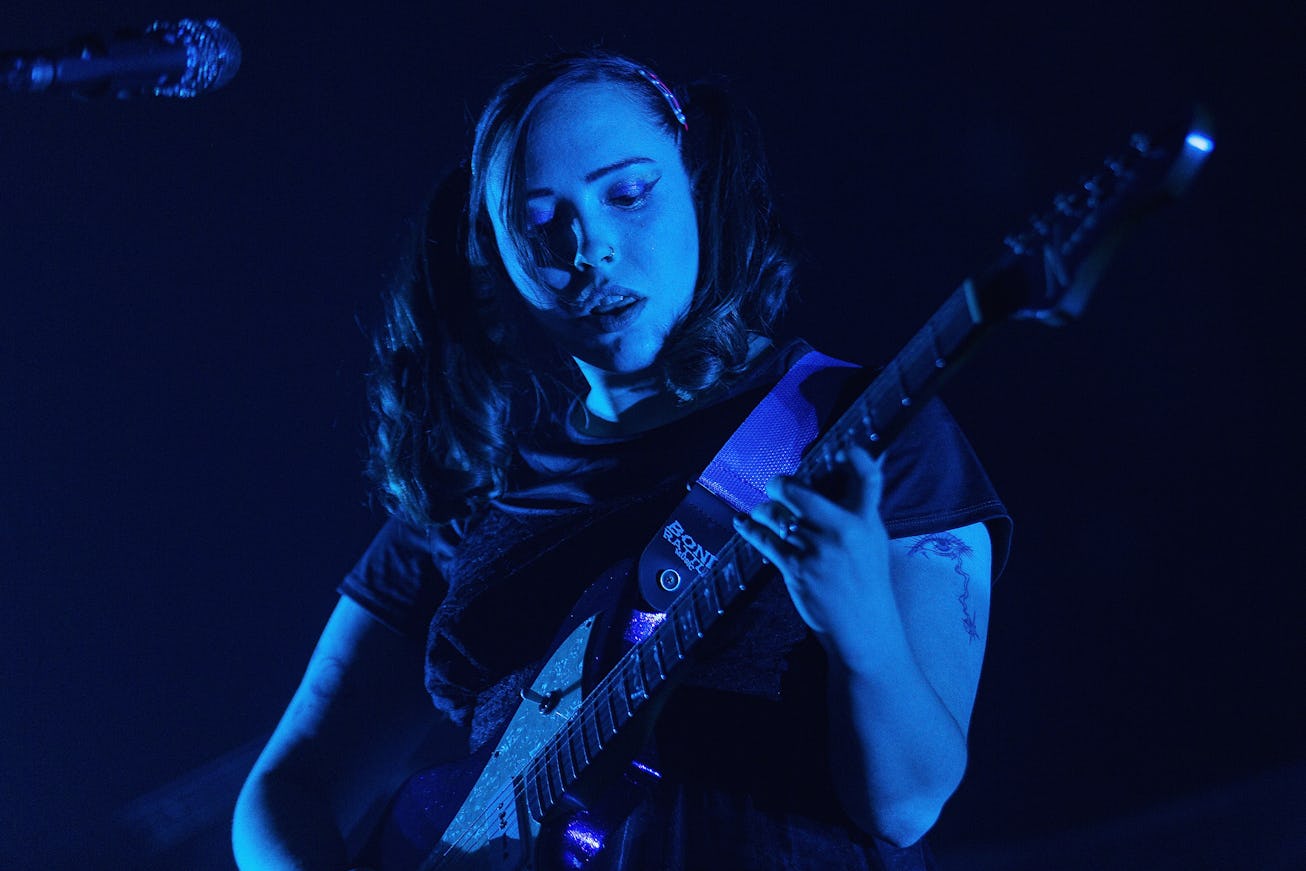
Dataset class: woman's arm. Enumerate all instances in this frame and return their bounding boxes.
[823,522,990,846]
[232,596,469,870]
[734,448,992,847]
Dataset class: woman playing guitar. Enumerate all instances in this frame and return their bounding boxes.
[232,51,1011,871]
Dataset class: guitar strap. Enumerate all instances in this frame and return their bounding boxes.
[636,349,860,611]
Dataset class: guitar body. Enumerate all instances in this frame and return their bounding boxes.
[375,615,597,871]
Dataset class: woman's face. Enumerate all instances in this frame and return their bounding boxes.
[489,80,699,375]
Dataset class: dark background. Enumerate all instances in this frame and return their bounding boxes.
[3,2,1303,868]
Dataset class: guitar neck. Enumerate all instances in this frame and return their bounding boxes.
[818,279,998,461]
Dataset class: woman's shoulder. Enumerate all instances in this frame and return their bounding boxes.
[337,514,464,638]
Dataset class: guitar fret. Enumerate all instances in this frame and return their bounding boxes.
[618,665,638,713]
[568,721,589,770]
[665,614,685,662]
[606,682,627,729]
[682,595,704,639]
[595,690,616,740]
[904,308,962,395]
[926,318,947,369]
[691,580,714,629]
[894,358,912,406]
[577,719,592,764]
[629,655,649,702]
[583,706,604,756]
[564,726,579,778]
[871,385,900,440]
[930,290,978,360]
[531,769,552,820]
[723,554,745,595]
[557,726,578,784]
[706,566,726,614]
[546,756,564,806]
[860,401,879,443]
[649,638,666,682]
[522,773,543,822]
[663,630,679,667]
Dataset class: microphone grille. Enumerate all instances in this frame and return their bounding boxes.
[148,19,242,98]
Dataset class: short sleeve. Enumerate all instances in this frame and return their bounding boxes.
[337,516,458,638]
[879,398,1013,581]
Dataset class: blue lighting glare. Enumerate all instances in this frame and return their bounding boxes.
[622,609,667,644]
[561,816,605,869]
[1186,133,1214,153]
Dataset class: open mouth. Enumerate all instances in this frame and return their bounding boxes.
[582,288,640,315]
[589,297,639,316]
[584,297,646,332]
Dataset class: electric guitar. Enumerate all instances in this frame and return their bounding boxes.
[369,111,1215,871]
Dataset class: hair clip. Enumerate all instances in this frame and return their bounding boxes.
[636,67,688,131]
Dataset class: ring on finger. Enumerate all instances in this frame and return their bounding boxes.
[779,520,809,551]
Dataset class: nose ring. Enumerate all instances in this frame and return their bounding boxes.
[574,244,616,269]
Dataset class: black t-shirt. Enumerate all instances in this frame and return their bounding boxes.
[340,339,1011,869]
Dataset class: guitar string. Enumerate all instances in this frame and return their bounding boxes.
[428,773,529,868]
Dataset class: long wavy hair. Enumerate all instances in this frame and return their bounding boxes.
[367,51,796,528]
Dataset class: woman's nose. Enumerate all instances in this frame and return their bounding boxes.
[570,217,617,271]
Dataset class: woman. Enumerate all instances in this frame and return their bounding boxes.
[233,51,1010,871]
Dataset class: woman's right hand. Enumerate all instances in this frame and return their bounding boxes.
[232,596,468,870]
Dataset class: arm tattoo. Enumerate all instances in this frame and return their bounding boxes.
[907,532,980,642]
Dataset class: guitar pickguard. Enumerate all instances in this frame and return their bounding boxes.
[418,616,597,871]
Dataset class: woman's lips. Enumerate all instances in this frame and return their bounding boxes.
[584,297,646,333]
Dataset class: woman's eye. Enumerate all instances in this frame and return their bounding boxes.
[526,206,554,232]
[608,176,659,208]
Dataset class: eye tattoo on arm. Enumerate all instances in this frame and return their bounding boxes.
[907,533,980,641]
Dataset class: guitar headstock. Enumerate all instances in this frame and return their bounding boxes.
[978,106,1215,327]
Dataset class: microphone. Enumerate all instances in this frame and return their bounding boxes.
[1,19,242,99]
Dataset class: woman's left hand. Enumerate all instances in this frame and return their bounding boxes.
[733,446,994,843]
[732,446,894,653]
